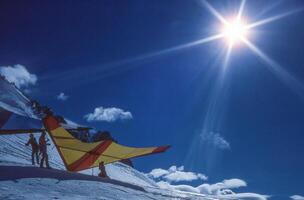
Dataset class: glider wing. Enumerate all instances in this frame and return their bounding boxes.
[43,115,169,172]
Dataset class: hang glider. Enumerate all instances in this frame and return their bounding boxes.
[0,76,170,172]
[44,115,169,172]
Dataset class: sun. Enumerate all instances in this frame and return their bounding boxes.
[222,18,248,46]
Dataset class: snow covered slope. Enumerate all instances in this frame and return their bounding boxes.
[0,165,217,200]
[0,77,38,119]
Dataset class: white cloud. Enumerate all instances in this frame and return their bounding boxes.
[149,168,169,179]
[157,181,200,193]
[291,195,304,200]
[148,165,208,183]
[200,131,230,150]
[155,178,268,200]
[57,92,69,101]
[218,193,270,200]
[197,178,247,195]
[164,171,207,182]
[84,106,133,122]
[223,178,247,188]
[0,64,37,88]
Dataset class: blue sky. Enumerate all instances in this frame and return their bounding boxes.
[0,0,304,199]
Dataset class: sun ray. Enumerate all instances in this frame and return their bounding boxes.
[144,34,224,58]
[237,0,246,20]
[93,34,223,65]
[255,0,283,19]
[246,8,303,29]
[242,37,304,98]
[223,43,233,71]
[41,33,224,89]
[202,0,228,25]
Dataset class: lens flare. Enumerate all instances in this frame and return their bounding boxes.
[222,18,248,46]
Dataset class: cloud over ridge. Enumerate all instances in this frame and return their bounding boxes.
[148,165,268,200]
[291,195,304,200]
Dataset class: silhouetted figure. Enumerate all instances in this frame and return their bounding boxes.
[25,134,39,165]
[39,132,50,168]
[98,162,108,178]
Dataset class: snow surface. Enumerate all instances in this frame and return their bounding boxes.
[0,176,215,200]
[0,78,38,119]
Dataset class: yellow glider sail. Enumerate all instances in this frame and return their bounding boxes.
[43,115,170,172]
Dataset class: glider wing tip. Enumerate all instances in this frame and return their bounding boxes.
[153,145,171,153]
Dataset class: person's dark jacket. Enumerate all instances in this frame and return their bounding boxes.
[26,137,39,152]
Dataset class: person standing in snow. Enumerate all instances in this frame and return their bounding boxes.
[39,131,50,168]
[25,133,39,165]
[98,162,108,178]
